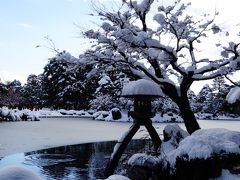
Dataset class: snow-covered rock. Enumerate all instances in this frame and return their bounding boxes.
[167,128,240,168]
[128,153,161,169]
[0,166,42,180]
[127,127,240,180]
[162,124,189,153]
[163,124,189,142]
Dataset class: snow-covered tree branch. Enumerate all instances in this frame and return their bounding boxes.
[82,0,240,134]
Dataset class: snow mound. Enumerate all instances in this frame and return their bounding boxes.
[105,174,131,180]
[121,79,164,97]
[163,124,189,141]
[128,153,161,169]
[210,169,240,180]
[226,87,240,104]
[0,165,42,180]
[167,128,240,167]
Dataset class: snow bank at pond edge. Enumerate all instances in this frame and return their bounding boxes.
[127,125,240,179]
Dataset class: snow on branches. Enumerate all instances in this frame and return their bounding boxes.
[83,0,240,133]
[84,0,240,88]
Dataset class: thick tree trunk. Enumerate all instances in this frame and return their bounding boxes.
[176,96,200,134]
[178,102,200,134]
[161,82,200,134]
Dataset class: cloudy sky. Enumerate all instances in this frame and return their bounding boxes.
[0,0,239,92]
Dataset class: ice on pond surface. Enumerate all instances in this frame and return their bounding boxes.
[24,154,75,166]
[0,140,148,180]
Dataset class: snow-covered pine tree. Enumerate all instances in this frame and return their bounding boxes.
[211,76,231,114]
[42,51,78,109]
[4,80,24,108]
[89,66,130,111]
[187,90,198,113]
[196,84,214,113]
[22,74,43,110]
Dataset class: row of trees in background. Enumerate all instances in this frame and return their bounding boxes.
[0,75,42,109]
[0,51,131,111]
[0,51,237,116]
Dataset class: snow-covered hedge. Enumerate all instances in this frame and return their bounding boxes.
[0,107,40,121]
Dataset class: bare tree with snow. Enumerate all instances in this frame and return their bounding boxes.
[82,0,240,134]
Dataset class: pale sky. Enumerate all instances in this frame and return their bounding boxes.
[0,0,240,93]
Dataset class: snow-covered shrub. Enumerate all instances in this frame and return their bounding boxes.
[90,94,116,111]
[0,107,41,121]
[111,108,122,120]
[87,109,95,115]
[93,111,110,120]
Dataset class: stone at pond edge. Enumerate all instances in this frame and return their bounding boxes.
[127,153,240,180]
[172,153,240,180]
[163,124,189,143]
[126,126,240,180]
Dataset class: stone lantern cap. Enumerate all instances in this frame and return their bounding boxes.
[121,79,164,98]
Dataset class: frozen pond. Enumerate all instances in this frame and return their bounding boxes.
[1,118,240,179]
[1,118,240,158]
[198,119,240,131]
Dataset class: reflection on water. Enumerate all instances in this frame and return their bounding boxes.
[0,140,149,180]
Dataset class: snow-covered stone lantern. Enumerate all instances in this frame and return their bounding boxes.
[122,79,163,121]
[105,79,163,178]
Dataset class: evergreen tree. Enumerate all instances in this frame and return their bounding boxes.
[4,80,24,108]
[188,90,198,113]
[42,51,99,109]
[196,84,214,113]
[89,66,131,111]
[23,74,43,109]
[211,76,231,114]
[42,51,77,109]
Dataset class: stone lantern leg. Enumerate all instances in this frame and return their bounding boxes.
[104,79,163,178]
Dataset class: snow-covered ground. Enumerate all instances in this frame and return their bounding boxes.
[2,107,240,123]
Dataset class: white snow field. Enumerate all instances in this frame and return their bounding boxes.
[0,117,166,158]
[1,118,240,159]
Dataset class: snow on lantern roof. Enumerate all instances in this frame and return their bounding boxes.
[226,87,240,104]
[121,79,164,98]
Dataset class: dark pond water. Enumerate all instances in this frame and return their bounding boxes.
[0,140,150,180]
